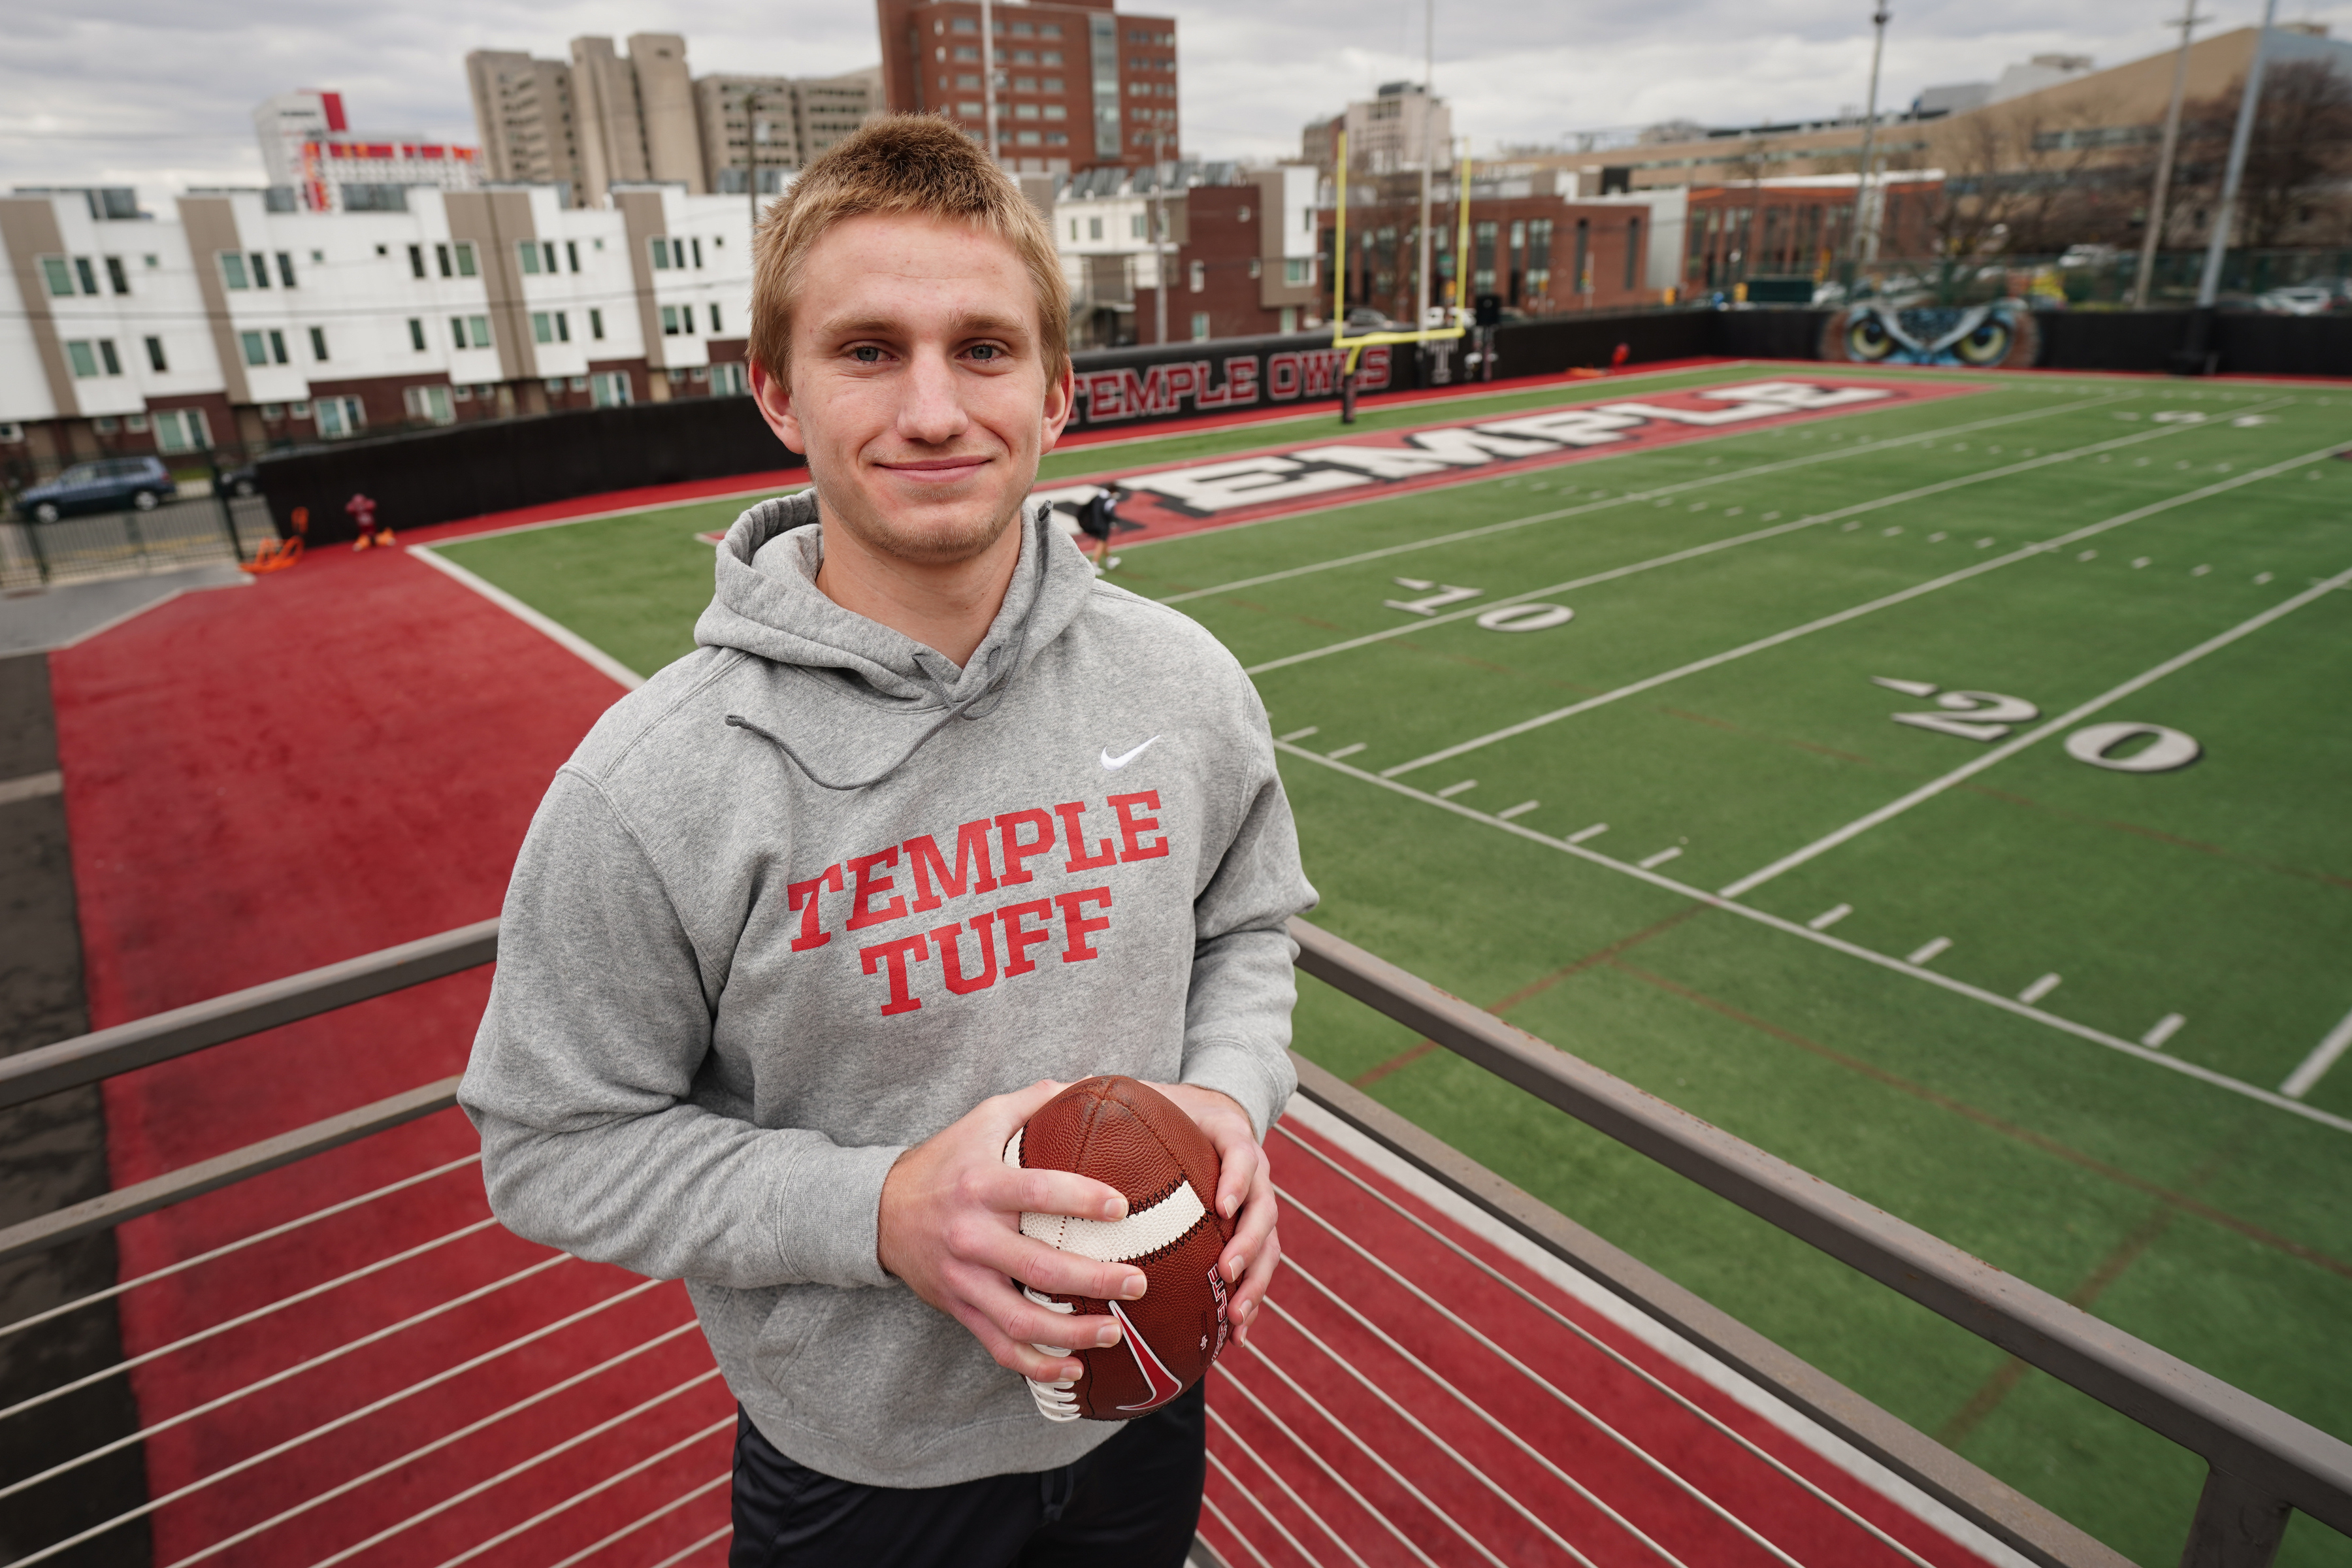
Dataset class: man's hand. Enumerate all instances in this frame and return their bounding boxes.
[1151,1083,1280,1349]
[878,1080,1145,1382]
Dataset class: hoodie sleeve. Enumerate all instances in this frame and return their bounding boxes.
[1179,698,1318,1140]
[460,769,902,1290]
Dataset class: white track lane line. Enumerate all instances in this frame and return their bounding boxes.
[427,1414,736,1568]
[0,1215,501,1425]
[1218,1365,1447,1568]
[1245,400,2293,681]
[1265,1276,1684,1568]
[1377,429,2336,780]
[1156,389,2140,605]
[0,1254,592,1503]
[1200,1491,1286,1568]
[2282,1004,2352,1100]
[0,1153,480,1345]
[1205,1449,1328,1568]
[1275,1132,1950,1568]
[408,544,645,689]
[540,1473,728,1568]
[1718,560,2352,899]
[644,1524,733,1568]
[1270,740,2352,1139]
[1235,1328,1607,1568]
[1209,1406,1367,1568]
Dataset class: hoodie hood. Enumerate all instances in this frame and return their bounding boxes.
[695,489,1094,706]
[694,489,1101,789]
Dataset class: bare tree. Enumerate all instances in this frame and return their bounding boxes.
[2174,61,2352,248]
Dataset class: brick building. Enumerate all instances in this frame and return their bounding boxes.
[877,0,1178,173]
[1679,174,1944,291]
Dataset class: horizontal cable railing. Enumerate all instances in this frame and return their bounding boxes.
[0,914,2343,1568]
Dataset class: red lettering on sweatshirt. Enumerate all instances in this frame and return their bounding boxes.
[932,914,1000,994]
[845,848,908,931]
[994,809,1058,885]
[1053,800,1120,872]
[904,821,1000,911]
[1108,791,1169,862]
[860,932,931,1015]
[789,864,845,951]
[998,898,1058,975]
[1054,887,1114,962]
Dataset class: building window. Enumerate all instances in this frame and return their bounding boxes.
[152,408,210,453]
[1284,257,1314,286]
[74,257,99,295]
[1249,256,1262,279]
[1625,216,1642,290]
[309,327,329,361]
[240,331,268,367]
[451,384,472,402]
[262,402,287,420]
[590,370,633,407]
[1043,104,1066,121]
[404,384,457,425]
[1017,130,1041,146]
[65,340,99,377]
[94,416,121,434]
[532,311,555,343]
[589,308,605,340]
[219,252,251,290]
[40,257,74,296]
[97,340,120,374]
[710,361,748,396]
[145,336,168,372]
[1189,260,1205,293]
[276,252,297,287]
[709,303,723,334]
[1473,220,1497,297]
[269,329,288,364]
[453,242,478,277]
[249,253,270,288]
[519,240,542,274]
[556,311,571,342]
[691,237,704,268]
[291,399,310,419]
[1191,311,1211,341]
[314,395,367,438]
[408,318,427,351]
[409,244,427,278]
[467,315,491,348]
[1015,103,1039,120]
[566,240,581,272]
[661,304,681,336]
[651,237,672,270]
[125,412,148,432]
[105,256,130,295]
[436,242,453,278]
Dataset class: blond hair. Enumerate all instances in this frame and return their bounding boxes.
[748,115,1070,387]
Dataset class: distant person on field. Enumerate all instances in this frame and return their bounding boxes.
[1073,483,1130,573]
[346,492,393,550]
[459,116,1312,1567]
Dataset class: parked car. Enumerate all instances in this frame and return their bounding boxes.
[2254,284,2336,316]
[15,455,176,523]
[220,463,261,497]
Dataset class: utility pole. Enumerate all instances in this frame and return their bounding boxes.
[1848,3,1891,269]
[2134,7,2208,308]
[1414,0,1436,336]
[2197,0,2277,307]
[981,0,999,163]
[1154,128,1170,345]
[745,87,764,240]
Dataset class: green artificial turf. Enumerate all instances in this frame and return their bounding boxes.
[435,366,2352,1567]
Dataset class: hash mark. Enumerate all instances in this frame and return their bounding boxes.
[1325,742,1367,761]
[1906,936,1952,966]
[2019,972,2063,1005]
[1497,800,1540,821]
[2142,1013,2185,1049]
[1567,823,1609,843]
[1436,779,1478,798]
[1638,845,1683,869]
[1807,903,1853,931]
[1278,727,1318,742]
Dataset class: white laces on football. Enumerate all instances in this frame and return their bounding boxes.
[1022,1288,1083,1422]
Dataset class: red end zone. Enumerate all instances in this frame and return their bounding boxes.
[1036,376,1982,546]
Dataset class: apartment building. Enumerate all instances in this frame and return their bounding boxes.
[694,69,886,195]
[572,35,706,203]
[0,184,759,480]
[876,0,1179,173]
[1054,163,1320,346]
[465,51,591,197]
[1302,82,1454,176]
[252,90,483,213]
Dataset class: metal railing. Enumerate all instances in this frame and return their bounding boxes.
[0,493,274,590]
[1,915,2345,1568]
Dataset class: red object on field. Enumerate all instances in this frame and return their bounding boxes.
[1010,1077,1233,1421]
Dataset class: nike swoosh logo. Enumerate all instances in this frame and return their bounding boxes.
[1109,1298,1186,1413]
[1100,735,1160,770]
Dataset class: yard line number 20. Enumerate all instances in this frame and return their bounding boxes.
[1871,678,2202,772]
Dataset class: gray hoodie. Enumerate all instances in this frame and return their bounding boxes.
[459,491,1315,1488]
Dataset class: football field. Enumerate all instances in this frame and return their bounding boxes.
[427,363,2352,1568]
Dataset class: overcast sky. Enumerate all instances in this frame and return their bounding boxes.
[6,0,2343,197]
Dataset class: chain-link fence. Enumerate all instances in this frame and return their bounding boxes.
[0,492,274,592]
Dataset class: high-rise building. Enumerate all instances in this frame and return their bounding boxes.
[1302,82,1452,176]
[252,90,482,212]
[570,35,706,204]
[694,68,883,194]
[465,51,589,199]
[876,0,1177,174]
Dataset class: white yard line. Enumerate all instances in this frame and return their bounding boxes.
[1247,398,2295,682]
[1716,558,2352,899]
[1271,738,2352,1139]
[407,544,645,690]
[2281,1005,2352,1100]
[1374,429,2339,781]
[431,480,809,547]
[1157,389,2134,605]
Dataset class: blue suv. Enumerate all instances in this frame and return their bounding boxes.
[16,456,176,523]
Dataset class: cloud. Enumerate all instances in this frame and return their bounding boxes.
[5,0,2345,195]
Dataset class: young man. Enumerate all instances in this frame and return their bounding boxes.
[459,116,1314,1566]
[1070,483,1130,573]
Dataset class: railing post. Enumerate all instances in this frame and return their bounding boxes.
[2179,1469,2293,1568]
[208,456,244,562]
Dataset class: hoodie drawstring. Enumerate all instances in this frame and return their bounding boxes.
[723,523,1047,792]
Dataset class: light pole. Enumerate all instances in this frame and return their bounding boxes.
[2196,0,2278,308]
[1414,0,1436,337]
[2133,7,2208,308]
[981,0,1000,162]
[744,87,771,239]
[1848,3,1891,269]
[1153,127,1170,345]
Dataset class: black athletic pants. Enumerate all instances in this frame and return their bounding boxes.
[728,1382,1205,1568]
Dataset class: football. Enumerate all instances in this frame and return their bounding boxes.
[1002,1075,1234,1421]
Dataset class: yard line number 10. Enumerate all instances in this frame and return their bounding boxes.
[1872,677,2202,772]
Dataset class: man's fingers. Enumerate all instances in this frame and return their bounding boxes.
[951,1222,1146,1303]
[1228,1226,1282,1347]
[991,1164,1129,1223]
[1212,1135,1259,1222]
